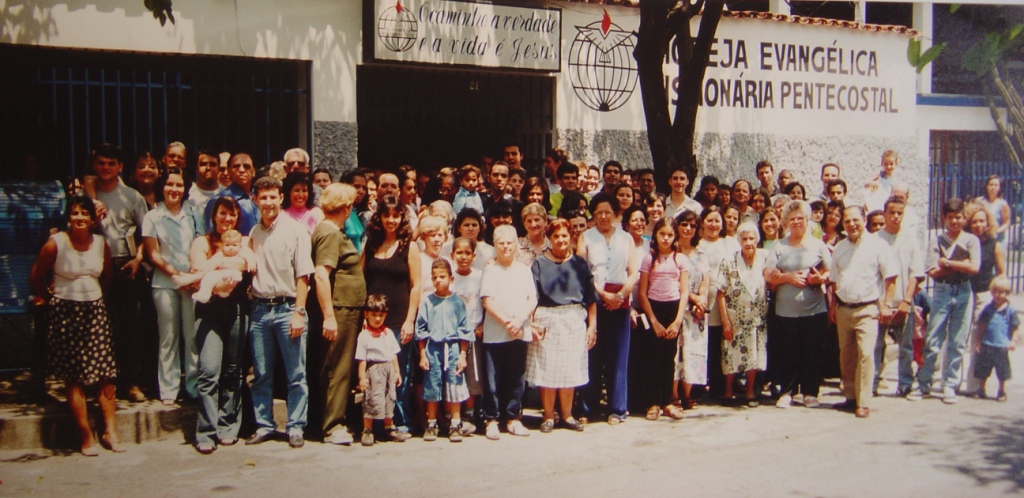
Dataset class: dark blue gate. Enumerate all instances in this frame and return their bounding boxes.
[929,161,1023,292]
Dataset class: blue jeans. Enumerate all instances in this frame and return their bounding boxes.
[918,281,973,392]
[194,299,247,445]
[250,301,308,434]
[873,307,917,393]
[581,306,630,418]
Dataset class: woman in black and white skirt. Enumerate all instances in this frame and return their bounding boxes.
[527,219,597,433]
[31,195,124,455]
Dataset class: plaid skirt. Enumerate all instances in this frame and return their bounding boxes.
[47,297,118,385]
[526,304,588,388]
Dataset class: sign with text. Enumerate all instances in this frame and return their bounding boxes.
[675,18,916,136]
[555,9,916,137]
[373,0,561,71]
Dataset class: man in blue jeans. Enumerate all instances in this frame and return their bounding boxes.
[914,198,980,404]
[875,195,924,398]
[245,176,315,448]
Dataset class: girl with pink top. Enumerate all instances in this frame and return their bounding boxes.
[635,217,690,420]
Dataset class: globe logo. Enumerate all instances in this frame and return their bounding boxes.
[378,1,418,53]
[568,10,638,112]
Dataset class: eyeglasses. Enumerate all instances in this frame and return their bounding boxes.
[199,161,218,166]
[286,160,306,166]
[231,163,253,170]
[678,222,696,228]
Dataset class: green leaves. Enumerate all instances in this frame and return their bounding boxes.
[961,24,1024,77]
[907,37,947,74]
[144,0,175,26]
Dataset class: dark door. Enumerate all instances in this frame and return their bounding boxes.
[357,64,554,173]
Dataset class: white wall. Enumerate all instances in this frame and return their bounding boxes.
[0,0,363,123]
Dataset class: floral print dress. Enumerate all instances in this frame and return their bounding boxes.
[716,250,768,374]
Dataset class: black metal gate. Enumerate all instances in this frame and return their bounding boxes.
[357,64,554,173]
[0,44,312,181]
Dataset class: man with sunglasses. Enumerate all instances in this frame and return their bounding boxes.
[204,152,259,234]
[284,148,322,205]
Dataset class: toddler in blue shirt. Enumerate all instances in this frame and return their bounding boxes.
[452,164,484,216]
[973,277,1019,402]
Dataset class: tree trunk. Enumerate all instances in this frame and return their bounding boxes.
[635,0,724,194]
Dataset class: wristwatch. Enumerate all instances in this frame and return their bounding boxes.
[295,307,306,316]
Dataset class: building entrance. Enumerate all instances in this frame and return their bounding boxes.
[357,64,554,173]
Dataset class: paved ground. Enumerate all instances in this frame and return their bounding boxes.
[2,295,1022,496]
[1,360,1022,497]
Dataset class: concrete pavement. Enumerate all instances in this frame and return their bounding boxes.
[1,349,1022,496]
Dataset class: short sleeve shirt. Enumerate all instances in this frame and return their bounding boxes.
[979,302,1020,348]
[640,252,688,302]
[311,221,365,308]
[355,328,402,362]
[766,236,832,317]
[142,202,200,289]
[249,214,314,299]
[480,261,537,343]
[95,183,148,258]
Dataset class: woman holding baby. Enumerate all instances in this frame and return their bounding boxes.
[189,195,255,454]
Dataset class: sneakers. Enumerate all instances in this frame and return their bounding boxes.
[326,430,353,446]
[288,431,304,448]
[905,388,922,401]
[506,420,530,437]
[424,424,438,442]
[803,396,820,408]
[457,421,476,437]
[942,387,957,405]
[485,421,501,440]
[360,429,374,447]
[449,423,464,443]
[775,394,792,408]
[384,427,412,442]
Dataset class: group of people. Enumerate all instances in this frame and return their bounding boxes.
[29,142,1017,456]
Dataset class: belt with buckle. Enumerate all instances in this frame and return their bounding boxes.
[835,296,875,308]
[253,296,295,305]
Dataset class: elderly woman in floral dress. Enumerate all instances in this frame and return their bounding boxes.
[716,222,768,407]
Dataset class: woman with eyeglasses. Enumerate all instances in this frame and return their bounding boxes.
[764,200,831,409]
[673,209,709,410]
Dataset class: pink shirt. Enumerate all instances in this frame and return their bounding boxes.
[283,206,324,235]
[640,252,688,302]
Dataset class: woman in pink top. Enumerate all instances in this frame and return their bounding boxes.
[282,172,323,235]
[635,217,689,420]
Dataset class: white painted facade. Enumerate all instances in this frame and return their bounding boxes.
[0,0,1003,203]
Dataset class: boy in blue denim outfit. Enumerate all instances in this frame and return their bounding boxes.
[916,198,980,404]
[972,276,1019,402]
[416,258,474,442]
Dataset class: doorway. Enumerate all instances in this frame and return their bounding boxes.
[357,64,554,173]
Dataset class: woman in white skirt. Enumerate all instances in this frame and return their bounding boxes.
[527,219,597,433]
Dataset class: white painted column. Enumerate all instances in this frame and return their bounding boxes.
[912,2,934,95]
[768,0,791,16]
[854,1,867,23]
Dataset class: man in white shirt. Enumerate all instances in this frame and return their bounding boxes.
[187,149,223,215]
[664,166,702,218]
[829,205,896,418]
[875,195,925,398]
[246,176,315,448]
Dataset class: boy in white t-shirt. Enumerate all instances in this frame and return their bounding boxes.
[355,294,410,446]
[450,237,484,423]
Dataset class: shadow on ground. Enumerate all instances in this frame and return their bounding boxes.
[936,413,1024,492]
